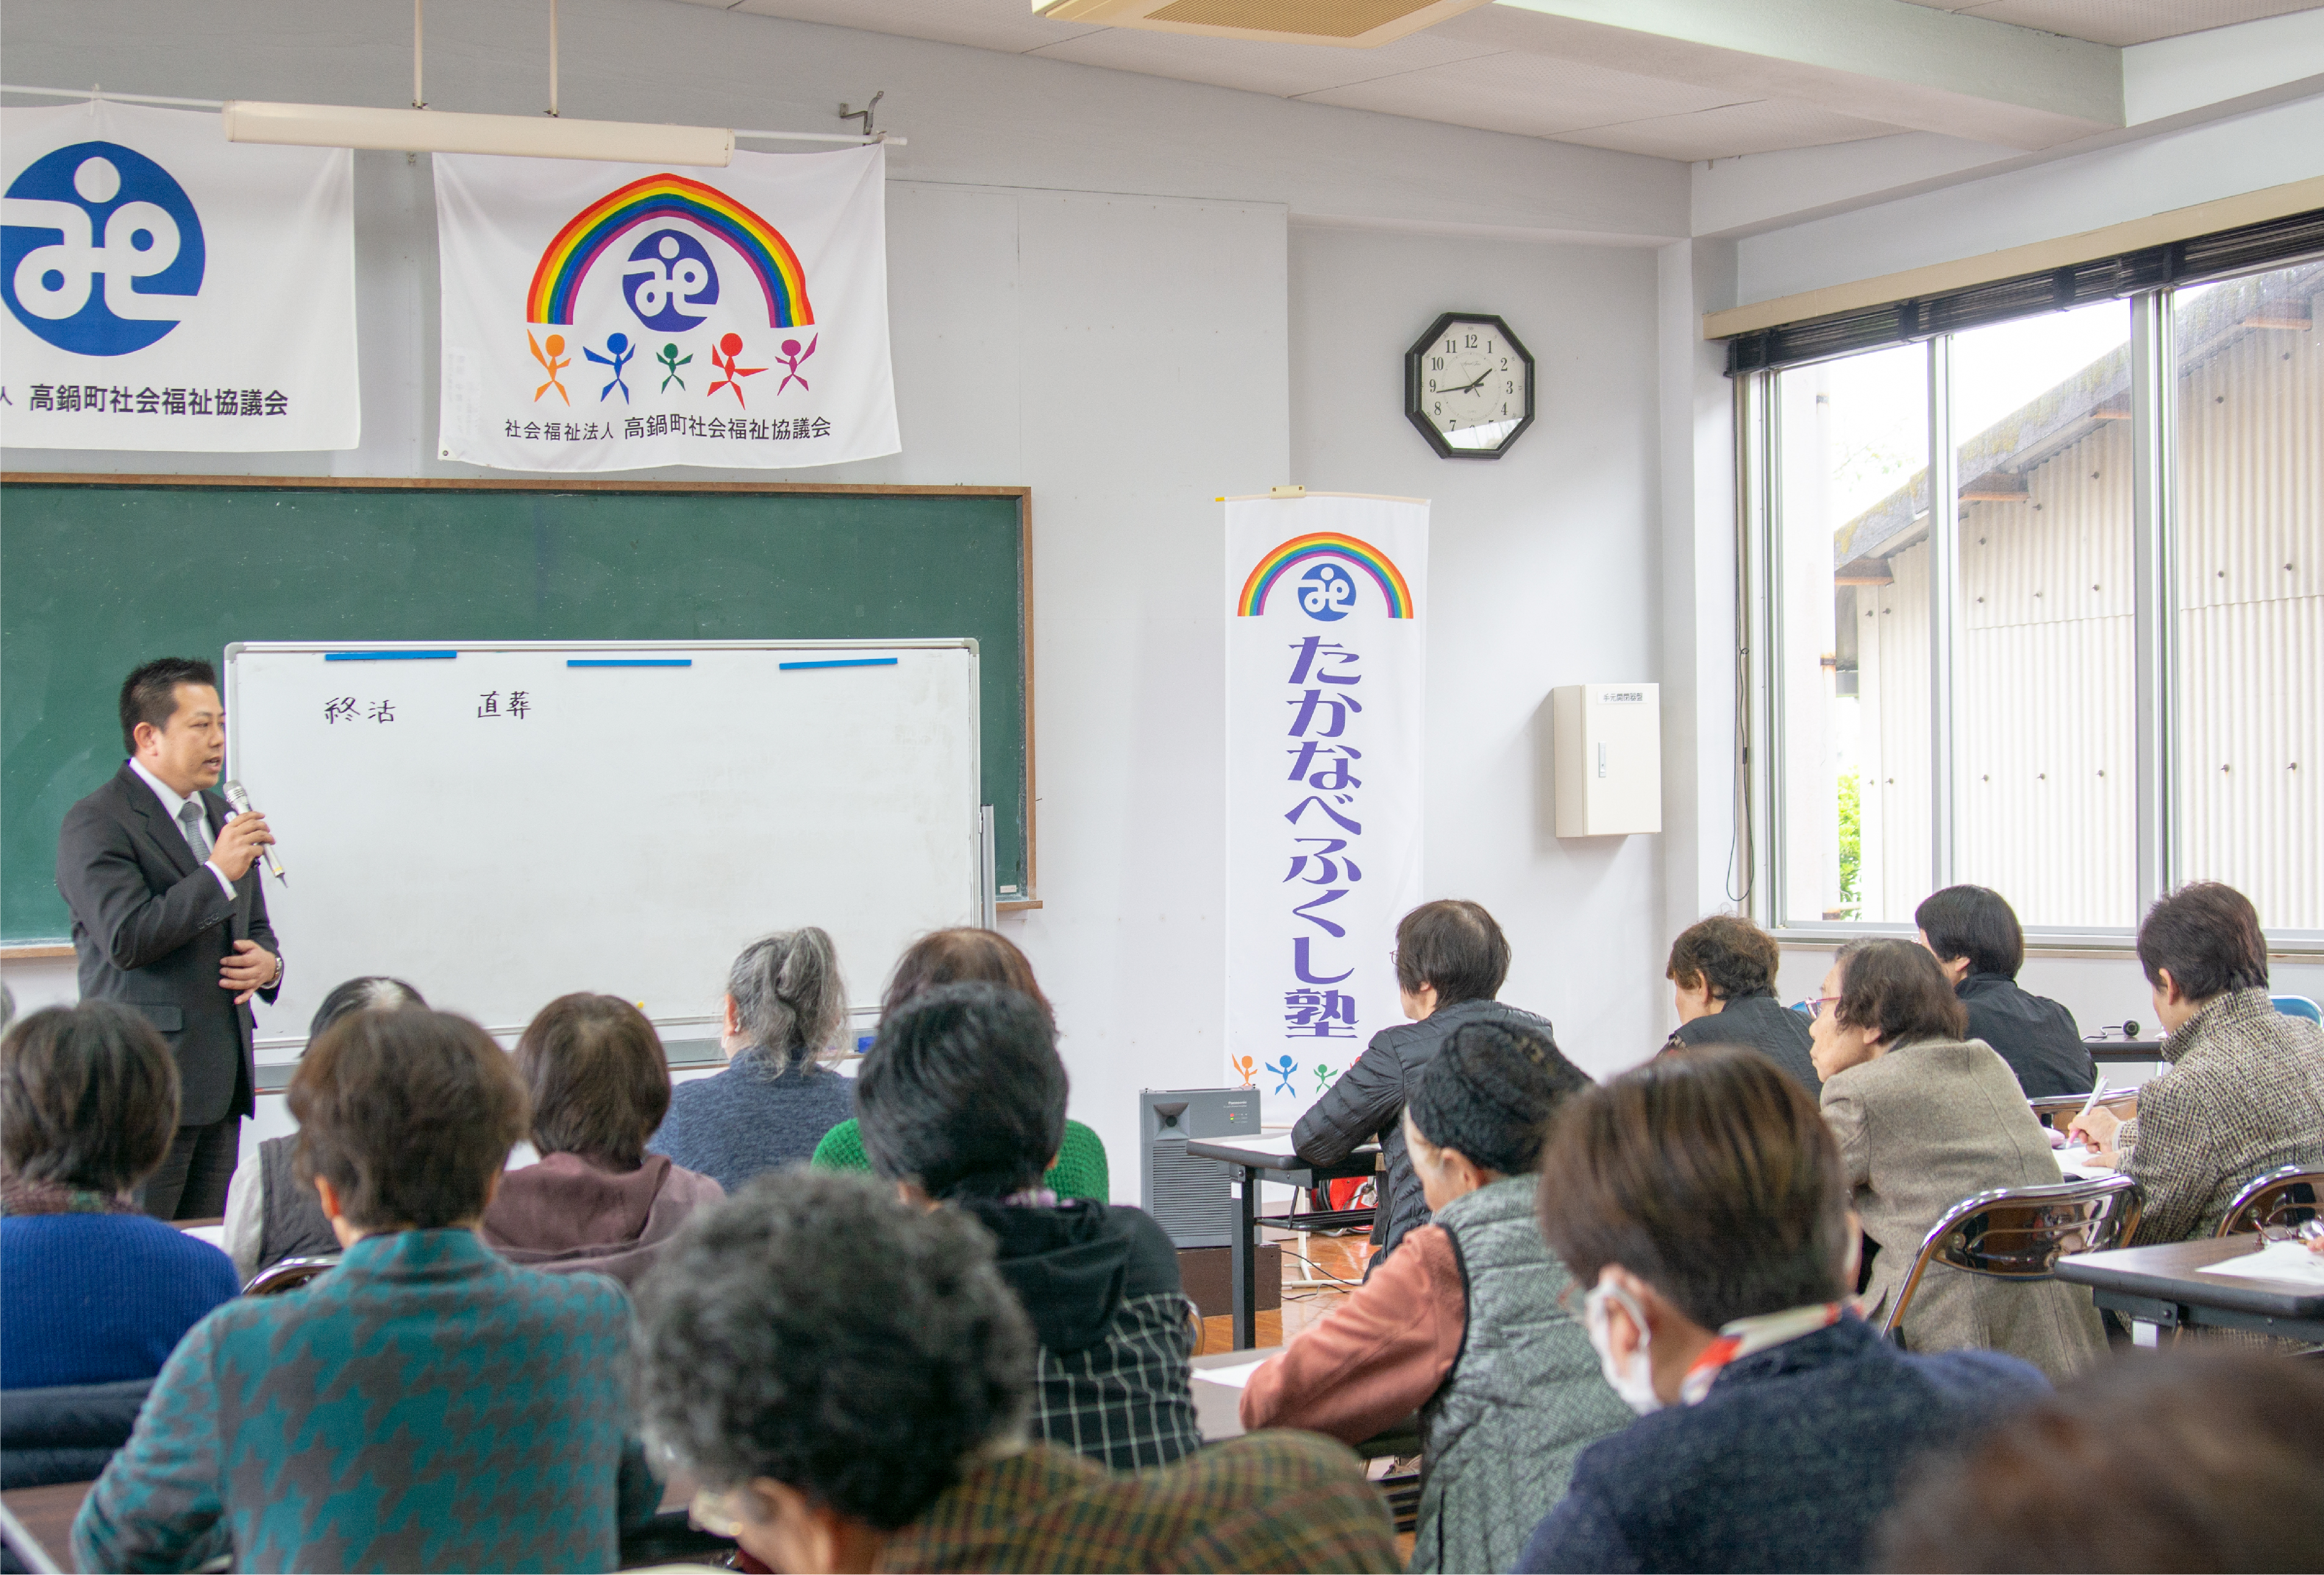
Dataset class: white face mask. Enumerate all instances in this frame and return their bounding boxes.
[1584,1274,1664,1415]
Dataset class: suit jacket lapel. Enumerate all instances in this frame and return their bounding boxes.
[116,762,200,881]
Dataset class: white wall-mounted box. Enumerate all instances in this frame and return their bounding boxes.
[1552,683,1661,837]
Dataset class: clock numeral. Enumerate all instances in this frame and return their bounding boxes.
[1430,356,1444,371]
[1443,338,1456,353]
[1464,332,1479,348]
[1427,379,1437,390]
[1505,382,1514,393]
[1431,400,1442,416]
[1500,357,1509,369]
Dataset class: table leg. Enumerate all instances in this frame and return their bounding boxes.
[1231,1163,1257,1350]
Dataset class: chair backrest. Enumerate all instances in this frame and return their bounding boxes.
[2026,1089,2139,1125]
[2269,994,2323,1024]
[242,1256,340,1297]
[1879,1174,2141,1340]
[2214,1166,2323,1238]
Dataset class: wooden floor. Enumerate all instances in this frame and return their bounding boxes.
[1194,1223,1374,1355]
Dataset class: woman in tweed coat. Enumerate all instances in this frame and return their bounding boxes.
[1811,939,2105,1381]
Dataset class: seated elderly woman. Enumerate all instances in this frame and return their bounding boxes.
[2069,881,2324,1243]
[650,928,854,1194]
[1809,939,2105,1381]
[632,1171,1398,1575]
[812,927,1110,1200]
[73,1006,655,1573]
[1241,1021,1626,1574]
[482,993,722,1284]
[222,975,425,1282]
[2,1003,238,1387]
[1659,913,1820,1096]
[1516,1045,2048,1574]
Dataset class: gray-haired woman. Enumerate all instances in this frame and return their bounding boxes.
[647,928,852,1195]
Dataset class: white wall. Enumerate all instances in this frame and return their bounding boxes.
[2,0,1683,1192]
[1287,225,1666,1077]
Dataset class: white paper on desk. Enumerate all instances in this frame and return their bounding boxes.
[2201,1239,2324,1286]
[1228,1132,1308,1161]
[2056,1147,2115,1176]
[1194,1358,1272,1389]
[179,1224,226,1249]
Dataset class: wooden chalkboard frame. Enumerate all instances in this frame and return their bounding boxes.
[0,472,1041,958]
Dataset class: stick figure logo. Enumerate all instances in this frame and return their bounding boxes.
[656,341,691,391]
[2,141,206,355]
[1231,1054,1257,1088]
[527,330,571,405]
[585,332,635,402]
[707,332,764,407]
[776,333,818,394]
[1268,1054,1299,1096]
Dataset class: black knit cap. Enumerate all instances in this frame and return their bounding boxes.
[1406,1020,1591,1177]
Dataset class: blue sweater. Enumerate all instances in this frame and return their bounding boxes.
[72,1228,656,1573]
[1516,1315,2047,1574]
[1,1213,238,1389]
[647,1048,854,1196]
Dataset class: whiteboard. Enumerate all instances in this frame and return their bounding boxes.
[225,641,982,1049]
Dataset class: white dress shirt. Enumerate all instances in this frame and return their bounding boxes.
[127,756,238,900]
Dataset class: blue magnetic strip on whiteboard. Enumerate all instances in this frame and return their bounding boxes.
[325,650,458,661]
[779,658,900,670]
[566,659,693,667]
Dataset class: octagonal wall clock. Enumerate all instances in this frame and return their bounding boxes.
[1405,311,1534,460]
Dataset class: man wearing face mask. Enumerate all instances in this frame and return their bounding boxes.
[1516,1045,2049,1575]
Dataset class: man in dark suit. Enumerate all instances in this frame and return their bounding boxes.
[56,658,282,1219]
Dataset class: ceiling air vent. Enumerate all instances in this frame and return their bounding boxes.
[1035,0,1491,48]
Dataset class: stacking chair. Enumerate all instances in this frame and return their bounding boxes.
[241,1256,340,1296]
[2269,994,2322,1024]
[1879,1174,2140,1342]
[2214,1166,2322,1238]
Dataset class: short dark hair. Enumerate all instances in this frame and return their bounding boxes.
[1537,1045,1852,1329]
[2136,881,2269,1000]
[307,976,427,1040]
[515,994,670,1170]
[1408,1020,1590,1176]
[1913,886,2024,979]
[856,983,1064,1200]
[288,1009,527,1231]
[1394,900,1510,1006]
[1,1003,179,1195]
[118,657,218,755]
[632,1171,1036,1530]
[1876,1350,2324,1573]
[1666,914,1782,1000]
[882,927,1053,1026]
[1833,938,1968,1043]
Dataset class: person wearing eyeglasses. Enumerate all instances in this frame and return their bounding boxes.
[1808,939,2105,1381]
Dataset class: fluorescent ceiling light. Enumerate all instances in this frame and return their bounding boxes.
[223,102,734,166]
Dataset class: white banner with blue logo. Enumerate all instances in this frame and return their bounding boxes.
[433,144,897,472]
[0,100,357,451]
[1225,494,1428,1127]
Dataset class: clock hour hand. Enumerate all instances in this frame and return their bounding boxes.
[1449,371,1492,393]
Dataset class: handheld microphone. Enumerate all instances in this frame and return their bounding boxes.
[221,780,287,883]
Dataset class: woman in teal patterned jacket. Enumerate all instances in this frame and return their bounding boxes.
[73,1007,657,1573]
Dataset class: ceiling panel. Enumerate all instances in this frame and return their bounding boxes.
[1898,0,2324,45]
[1297,49,1740,138]
[1027,24,1502,98]
[724,0,1107,54]
[1553,98,1902,161]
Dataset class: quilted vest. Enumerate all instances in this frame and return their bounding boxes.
[1413,1175,1632,1574]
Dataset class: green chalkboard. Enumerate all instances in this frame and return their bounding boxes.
[1,477,1032,942]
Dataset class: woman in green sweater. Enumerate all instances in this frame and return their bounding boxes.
[813,928,1109,1201]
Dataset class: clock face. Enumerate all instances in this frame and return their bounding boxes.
[1405,313,1534,459]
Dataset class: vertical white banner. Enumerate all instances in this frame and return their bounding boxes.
[0,100,358,450]
[1225,494,1428,1126]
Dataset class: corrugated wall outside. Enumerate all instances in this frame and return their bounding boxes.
[2175,292,2323,930]
[1851,281,2322,931]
